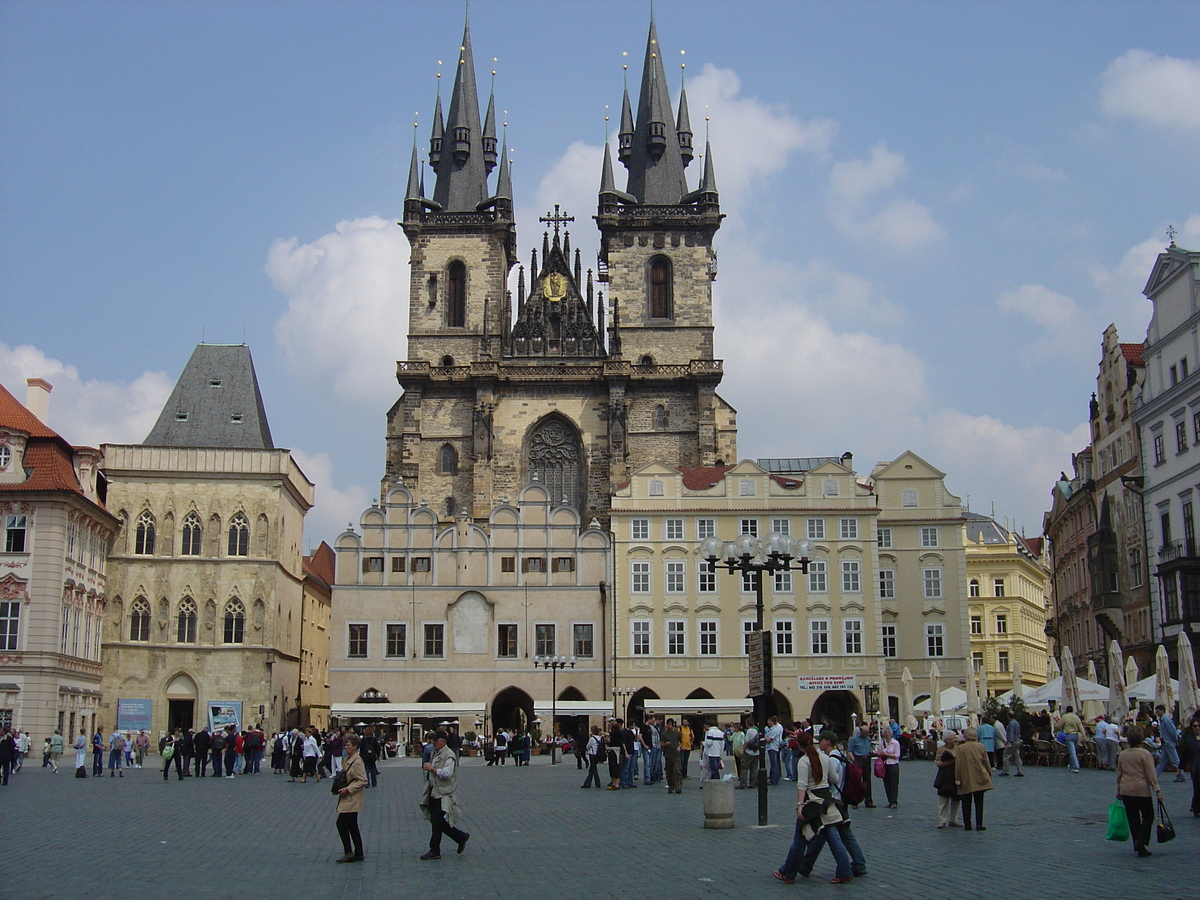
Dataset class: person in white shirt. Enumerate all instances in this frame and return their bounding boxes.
[1095,714,1120,771]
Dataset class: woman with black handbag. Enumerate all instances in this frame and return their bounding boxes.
[1115,726,1164,857]
[333,734,367,863]
[933,732,960,828]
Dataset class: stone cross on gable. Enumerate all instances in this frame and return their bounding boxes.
[1167,224,1177,246]
[539,204,574,239]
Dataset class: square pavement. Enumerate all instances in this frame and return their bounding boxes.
[1,754,1194,899]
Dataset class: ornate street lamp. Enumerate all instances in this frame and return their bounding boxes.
[533,655,576,764]
[701,532,814,826]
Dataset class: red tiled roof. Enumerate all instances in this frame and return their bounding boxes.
[303,541,336,589]
[679,465,733,490]
[1017,535,1044,556]
[1119,343,1145,366]
[0,381,59,438]
[4,442,84,494]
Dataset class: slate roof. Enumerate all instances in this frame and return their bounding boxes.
[964,509,1010,544]
[144,344,274,449]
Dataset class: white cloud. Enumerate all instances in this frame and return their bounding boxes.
[269,216,409,409]
[828,143,944,251]
[997,283,1093,362]
[0,342,171,446]
[289,447,371,552]
[1100,49,1200,132]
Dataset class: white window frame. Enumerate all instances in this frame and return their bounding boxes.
[926,622,945,658]
[839,518,859,540]
[877,527,892,549]
[665,560,685,593]
[774,569,793,593]
[843,618,863,655]
[742,620,757,656]
[808,560,827,593]
[921,526,940,548]
[631,561,650,594]
[697,560,716,593]
[664,518,684,541]
[699,619,718,656]
[631,518,650,541]
[696,517,716,540]
[809,618,829,655]
[881,623,897,658]
[771,518,791,536]
[631,619,651,656]
[775,619,795,656]
[923,567,943,599]
[878,568,895,599]
[666,619,686,656]
[841,560,861,593]
[970,615,982,635]
[807,518,826,540]
[739,517,759,538]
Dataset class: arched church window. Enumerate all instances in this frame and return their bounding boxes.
[528,418,585,514]
[129,597,150,642]
[639,355,655,367]
[224,599,246,644]
[180,512,202,556]
[440,355,455,367]
[177,598,197,643]
[649,256,672,319]
[445,496,456,517]
[228,513,249,557]
[447,261,466,328]
[440,444,458,475]
[654,405,669,429]
[134,511,155,556]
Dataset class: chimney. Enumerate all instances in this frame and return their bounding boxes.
[24,378,52,423]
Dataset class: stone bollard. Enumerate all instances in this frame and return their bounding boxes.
[702,777,735,829]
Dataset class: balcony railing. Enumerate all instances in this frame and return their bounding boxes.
[1157,539,1197,562]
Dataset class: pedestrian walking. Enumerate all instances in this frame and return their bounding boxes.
[1000,713,1025,777]
[419,731,469,860]
[661,718,682,794]
[1180,717,1199,817]
[90,729,104,777]
[50,729,64,773]
[954,727,994,830]
[773,731,853,884]
[934,731,961,828]
[848,724,874,807]
[874,728,901,807]
[1060,705,1085,772]
[162,730,185,781]
[581,725,605,789]
[702,724,724,781]
[0,727,15,785]
[107,728,125,777]
[1116,726,1163,857]
[333,734,368,863]
[1154,705,1184,782]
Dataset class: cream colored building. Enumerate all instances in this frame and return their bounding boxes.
[0,379,118,742]
[99,344,314,736]
[299,541,334,730]
[330,483,610,739]
[963,511,1049,698]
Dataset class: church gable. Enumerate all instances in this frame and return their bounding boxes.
[509,222,603,360]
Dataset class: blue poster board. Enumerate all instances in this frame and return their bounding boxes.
[117,698,152,732]
[207,701,242,733]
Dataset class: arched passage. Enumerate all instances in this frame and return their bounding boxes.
[492,686,533,734]
[764,688,793,724]
[809,690,865,739]
[165,671,198,733]
[628,686,660,725]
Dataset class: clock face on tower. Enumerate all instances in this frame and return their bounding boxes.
[542,272,567,302]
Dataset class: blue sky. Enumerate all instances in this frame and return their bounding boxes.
[2,0,1199,546]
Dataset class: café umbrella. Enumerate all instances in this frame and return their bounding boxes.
[1061,645,1081,714]
[1177,632,1199,723]
[1126,655,1139,687]
[1108,640,1129,723]
[1010,654,1025,700]
[1155,644,1176,713]
[929,662,942,717]
[901,667,916,730]
[1083,659,1106,721]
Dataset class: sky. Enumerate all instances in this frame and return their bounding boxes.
[2,0,1199,548]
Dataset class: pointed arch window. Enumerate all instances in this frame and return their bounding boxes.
[181,512,202,556]
[227,513,249,557]
[224,599,245,644]
[440,443,459,475]
[447,260,466,328]
[177,598,197,643]
[134,511,156,556]
[654,405,669,429]
[129,597,151,642]
[528,417,585,514]
[649,255,673,319]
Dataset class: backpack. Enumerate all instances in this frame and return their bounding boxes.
[835,750,867,805]
[745,731,761,752]
[211,732,226,751]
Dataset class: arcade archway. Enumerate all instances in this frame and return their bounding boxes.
[809,690,865,738]
[491,686,533,734]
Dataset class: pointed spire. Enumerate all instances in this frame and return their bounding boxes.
[624,17,689,204]
[483,89,498,174]
[600,140,617,194]
[432,22,489,211]
[676,83,694,167]
[494,132,512,201]
[700,140,718,194]
[429,91,444,168]
[542,230,550,264]
[405,132,422,201]
[618,88,635,165]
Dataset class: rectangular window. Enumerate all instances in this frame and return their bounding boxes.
[413,557,431,573]
[348,624,368,659]
[665,560,685,593]
[1154,434,1165,465]
[841,561,861,593]
[665,518,684,541]
[392,556,406,573]
[771,518,791,536]
[926,623,945,657]
[972,651,984,672]
[741,569,756,593]
[4,515,27,554]
[809,619,828,655]
[998,650,1010,673]
[61,606,70,654]
[632,620,650,656]
[573,623,594,658]
[362,556,383,573]
[970,614,982,635]
[67,523,76,560]
[993,578,1005,597]
[699,620,718,656]
[774,569,793,592]
[742,620,756,656]
[631,518,650,541]
[501,557,515,573]
[808,561,827,593]
[923,568,943,599]
[775,619,794,656]
[881,624,896,658]
[497,623,518,658]
[535,624,556,657]
[696,518,716,540]
[877,527,892,549]
[698,560,716,593]
[740,518,759,538]
[1130,548,1143,588]
[843,619,863,655]
[839,518,859,540]
[995,613,1008,634]
[667,620,686,655]
[878,568,895,599]
[631,562,650,594]
[386,623,407,658]
[423,623,444,658]
[522,557,546,573]
[552,557,575,573]
[969,579,981,597]
[1177,421,1188,453]
[921,526,939,548]
[807,518,826,540]
[1194,411,1200,444]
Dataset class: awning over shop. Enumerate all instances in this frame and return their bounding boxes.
[642,699,754,715]
[532,700,614,716]
[331,702,486,719]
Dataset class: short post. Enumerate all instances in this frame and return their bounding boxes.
[702,777,735,829]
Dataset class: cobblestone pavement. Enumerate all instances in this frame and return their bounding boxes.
[1,753,1194,899]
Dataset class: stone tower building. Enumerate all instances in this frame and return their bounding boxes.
[383,18,736,524]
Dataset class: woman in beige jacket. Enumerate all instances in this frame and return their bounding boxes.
[954,727,994,831]
[334,734,369,862]
[1115,726,1163,857]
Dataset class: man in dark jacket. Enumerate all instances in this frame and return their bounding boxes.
[192,728,211,776]
[0,727,16,785]
[360,726,380,788]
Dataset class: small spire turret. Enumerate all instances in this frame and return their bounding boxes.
[429,92,444,167]
[618,89,634,165]
[483,89,498,174]
[676,83,694,167]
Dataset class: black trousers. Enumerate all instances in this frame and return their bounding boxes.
[961,790,985,827]
[1121,795,1154,848]
[582,755,603,787]
[428,795,467,853]
[882,763,899,805]
[195,752,208,776]
[163,752,184,780]
[854,756,873,803]
[336,812,364,857]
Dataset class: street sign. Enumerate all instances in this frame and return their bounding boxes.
[748,631,770,697]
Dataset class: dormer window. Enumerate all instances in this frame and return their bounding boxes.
[0,445,9,470]
[209,379,223,388]
[230,414,243,424]
[175,412,188,422]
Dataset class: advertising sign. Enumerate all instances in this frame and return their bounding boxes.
[207,701,242,733]
[117,698,153,732]
[795,675,858,692]
[748,631,770,697]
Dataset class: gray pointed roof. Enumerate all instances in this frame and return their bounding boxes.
[405,137,421,200]
[495,135,512,200]
[144,344,274,449]
[431,23,490,211]
[624,19,689,204]
[700,140,718,193]
[600,141,616,194]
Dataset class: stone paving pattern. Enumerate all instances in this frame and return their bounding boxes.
[2,754,1195,899]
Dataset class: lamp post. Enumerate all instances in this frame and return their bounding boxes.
[612,686,634,721]
[701,532,814,827]
[534,655,575,764]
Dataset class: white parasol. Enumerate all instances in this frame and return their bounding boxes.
[1048,654,1061,681]
[929,662,942,717]
[1010,653,1025,700]
[901,667,916,730]
[1107,640,1129,723]
[1155,644,1176,713]
[1083,659,1106,721]
[1177,632,1199,724]
[1126,654,1139,687]
[1061,646,1081,714]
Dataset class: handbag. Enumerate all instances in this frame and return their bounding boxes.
[1156,798,1176,843]
[1105,800,1130,841]
[162,744,174,761]
[873,757,885,779]
[330,770,349,794]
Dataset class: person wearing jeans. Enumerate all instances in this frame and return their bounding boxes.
[1059,705,1085,772]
